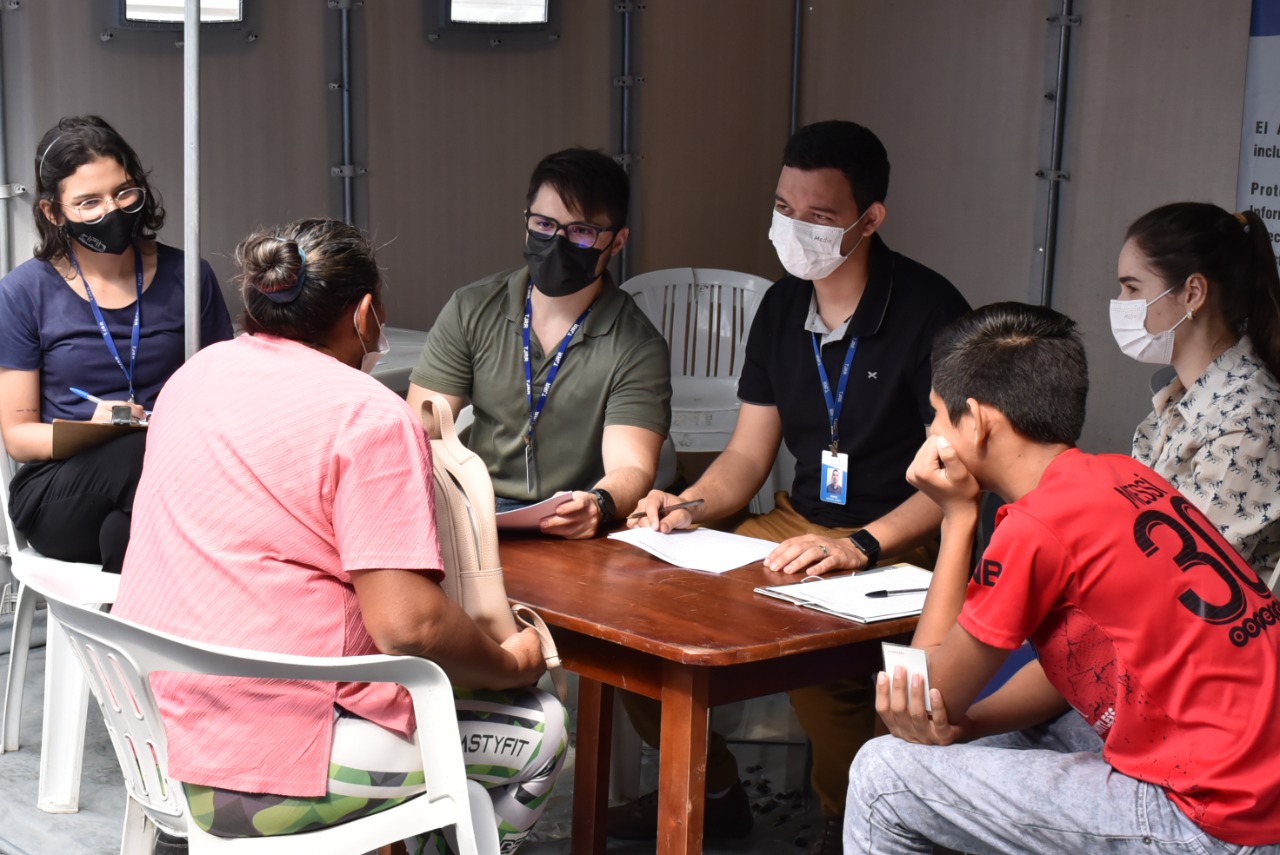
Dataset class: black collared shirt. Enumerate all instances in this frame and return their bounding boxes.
[738,235,970,527]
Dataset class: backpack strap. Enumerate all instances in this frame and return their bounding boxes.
[420,394,565,700]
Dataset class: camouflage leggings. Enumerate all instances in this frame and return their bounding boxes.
[183,687,567,854]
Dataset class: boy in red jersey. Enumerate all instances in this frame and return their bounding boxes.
[845,302,1280,854]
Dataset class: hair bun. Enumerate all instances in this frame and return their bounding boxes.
[238,234,306,304]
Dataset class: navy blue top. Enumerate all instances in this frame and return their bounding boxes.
[738,235,970,527]
[0,244,233,422]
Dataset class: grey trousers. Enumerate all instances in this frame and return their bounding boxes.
[844,712,1278,855]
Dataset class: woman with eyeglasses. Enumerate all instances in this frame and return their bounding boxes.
[0,115,232,573]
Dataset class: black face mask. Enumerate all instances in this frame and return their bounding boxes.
[64,207,141,255]
[523,234,606,297]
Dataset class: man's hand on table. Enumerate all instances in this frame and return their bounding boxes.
[763,533,871,576]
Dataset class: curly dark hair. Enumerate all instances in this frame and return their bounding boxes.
[32,115,164,262]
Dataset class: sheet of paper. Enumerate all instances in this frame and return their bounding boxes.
[608,527,777,574]
[755,563,933,623]
[882,641,933,712]
[495,492,572,530]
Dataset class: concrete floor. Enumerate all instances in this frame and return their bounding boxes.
[0,612,826,855]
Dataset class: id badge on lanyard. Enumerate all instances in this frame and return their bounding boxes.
[811,331,859,506]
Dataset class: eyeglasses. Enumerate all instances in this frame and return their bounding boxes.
[524,211,615,249]
[57,187,146,225]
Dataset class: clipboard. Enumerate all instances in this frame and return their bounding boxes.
[51,419,147,460]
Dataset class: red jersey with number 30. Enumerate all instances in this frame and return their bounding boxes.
[958,449,1280,846]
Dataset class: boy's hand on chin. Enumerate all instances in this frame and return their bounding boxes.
[907,436,980,515]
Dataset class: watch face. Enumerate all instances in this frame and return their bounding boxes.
[850,529,879,554]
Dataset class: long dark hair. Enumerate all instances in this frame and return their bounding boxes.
[32,115,165,263]
[1125,202,1280,379]
[237,218,381,342]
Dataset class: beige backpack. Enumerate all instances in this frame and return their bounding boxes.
[419,394,565,698]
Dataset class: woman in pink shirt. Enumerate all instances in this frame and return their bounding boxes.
[113,219,566,854]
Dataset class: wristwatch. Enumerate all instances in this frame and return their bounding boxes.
[848,529,881,567]
[589,488,617,535]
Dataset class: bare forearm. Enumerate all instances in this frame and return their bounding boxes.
[2,422,53,462]
[963,660,1070,740]
[356,572,532,690]
[912,506,978,650]
[863,490,945,559]
[679,446,772,523]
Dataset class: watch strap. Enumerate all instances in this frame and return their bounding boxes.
[848,529,881,566]
[590,488,616,534]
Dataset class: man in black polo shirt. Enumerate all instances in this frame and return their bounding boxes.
[615,120,970,853]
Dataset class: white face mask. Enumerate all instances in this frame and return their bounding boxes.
[768,208,869,281]
[1109,287,1192,365]
[354,306,390,374]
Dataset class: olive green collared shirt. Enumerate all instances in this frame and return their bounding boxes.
[410,266,672,502]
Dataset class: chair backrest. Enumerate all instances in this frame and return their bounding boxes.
[0,435,29,554]
[622,268,771,379]
[36,578,485,850]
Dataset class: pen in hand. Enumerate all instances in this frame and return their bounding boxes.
[70,387,106,405]
[865,587,930,598]
[627,498,705,520]
[70,387,151,420]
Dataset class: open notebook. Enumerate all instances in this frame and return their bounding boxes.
[755,563,933,623]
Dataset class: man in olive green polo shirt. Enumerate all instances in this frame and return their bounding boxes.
[407,148,671,539]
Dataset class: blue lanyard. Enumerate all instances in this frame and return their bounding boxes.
[811,331,859,454]
[68,246,143,403]
[522,282,594,446]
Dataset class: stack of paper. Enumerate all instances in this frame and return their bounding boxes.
[495,492,571,530]
[755,563,933,623]
[607,527,777,574]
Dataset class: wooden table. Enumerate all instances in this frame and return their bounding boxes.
[499,535,916,855]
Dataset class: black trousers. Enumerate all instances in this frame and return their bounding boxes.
[7,431,147,574]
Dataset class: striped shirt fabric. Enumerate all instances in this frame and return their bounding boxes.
[113,333,443,796]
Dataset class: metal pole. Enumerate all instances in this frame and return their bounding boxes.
[789,0,801,135]
[183,0,200,359]
[618,4,634,282]
[1039,0,1074,307]
[0,11,12,276]
[340,6,352,224]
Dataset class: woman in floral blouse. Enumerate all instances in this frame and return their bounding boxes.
[1113,202,1280,579]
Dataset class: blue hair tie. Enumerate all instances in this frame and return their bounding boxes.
[261,243,307,304]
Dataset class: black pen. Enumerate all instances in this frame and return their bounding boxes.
[627,498,705,520]
[865,587,930,598]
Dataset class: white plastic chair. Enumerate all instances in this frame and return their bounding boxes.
[29,565,499,855]
[0,440,120,813]
[623,268,786,511]
[623,268,770,453]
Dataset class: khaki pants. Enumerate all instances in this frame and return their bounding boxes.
[618,493,938,818]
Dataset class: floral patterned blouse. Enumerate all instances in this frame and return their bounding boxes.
[1132,336,1280,580]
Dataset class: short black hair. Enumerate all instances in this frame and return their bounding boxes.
[32,115,164,263]
[932,302,1088,446]
[525,148,629,228]
[782,120,890,214]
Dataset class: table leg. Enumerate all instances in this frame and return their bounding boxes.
[657,664,709,855]
[571,677,612,855]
